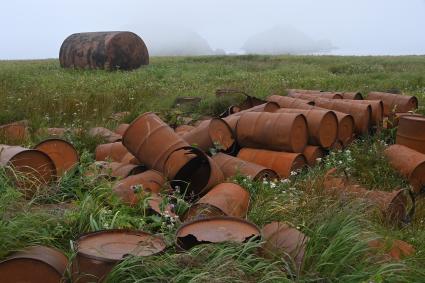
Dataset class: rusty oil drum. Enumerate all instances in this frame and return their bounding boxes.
[276,108,338,148]
[237,148,306,178]
[123,112,189,173]
[212,153,278,181]
[164,147,224,197]
[0,145,56,198]
[288,93,372,135]
[396,115,425,154]
[261,222,308,274]
[236,112,308,153]
[288,90,343,99]
[266,95,314,109]
[35,138,79,176]
[112,170,165,205]
[303,145,324,167]
[60,31,149,70]
[384,144,425,194]
[0,246,68,283]
[72,229,166,283]
[176,216,261,250]
[366,92,418,116]
[95,142,138,164]
[195,182,250,218]
[181,118,234,152]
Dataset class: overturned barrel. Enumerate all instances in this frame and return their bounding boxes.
[276,108,338,148]
[212,153,278,181]
[366,92,418,116]
[0,246,68,283]
[60,31,149,70]
[384,144,425,194]
[396,115,425,154]
[237,148,306,178]
[236,112,308,153]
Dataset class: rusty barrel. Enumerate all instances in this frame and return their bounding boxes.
[236,112,308,153]
[341,92,363,100]
[35,138,79,176]
[122,112,189,173]
[0,145,56,197]
[0,246,68,283]
[276,108,338,148]
[72,229,166,283]
[112,170,165,205]
[197,182,249,217]
[212,153,278,181]
[312,98,371,135]
[176,216,261,250]
[164,147,224,197]
[396,115,425,154]
[95,142,135,163]
[88,127,122,143]
[181,118,234,152]
[99,161,146,179]
[324,110,355,146]
[0,121,29,144]
[366,92,418,116]
[237,148,306,178]
[229,102,280,116]
[303,145,325,167]
[175,125,195,136]
[266,95,314,109]
[288,91,343,99]
[60,31,149,70]
[384,144,425,193]
[115,123,130,135]
[323,169,409,222]
[349,100,384,127]
[261,222,308,274]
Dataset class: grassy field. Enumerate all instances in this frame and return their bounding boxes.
[0,55,425,282]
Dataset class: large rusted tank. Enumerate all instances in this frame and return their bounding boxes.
[59,31,149,70]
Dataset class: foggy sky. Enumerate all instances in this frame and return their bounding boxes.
[1,0,425,59]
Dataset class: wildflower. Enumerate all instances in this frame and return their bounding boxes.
[316,158,322,162]
[280,178,290,184]
[290,171,297,176]
[270,182,276,189]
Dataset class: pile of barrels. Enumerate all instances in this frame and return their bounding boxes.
[0,89,421,282]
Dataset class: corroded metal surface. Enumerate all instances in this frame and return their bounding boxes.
[236,112,308,153]
[60,31,149,70]
[366,92,418,116]
[384,144,425,193]
[72,229,165,282]
[276,108,338,148]
[212,153,278,181]
[323,168,409,222]
[303,145,324,167]
[197,182,250,218]
[396,115,425,154]
[237,148,306,178]
[0,246,68,283]
[176,216,261,250]
[0,145,56,198]
[123,112,189,173]
[262,222,308,274]
[35,138,79,176]
[89,127,122,143]
[164,147,224,196]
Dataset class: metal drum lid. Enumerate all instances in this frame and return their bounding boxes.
[76,230,166,261]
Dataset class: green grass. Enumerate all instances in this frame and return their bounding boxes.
[0,55,424,282]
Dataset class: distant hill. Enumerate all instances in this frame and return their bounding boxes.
[242,26,334,55]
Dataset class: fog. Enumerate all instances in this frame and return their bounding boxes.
[1,0,425,59]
